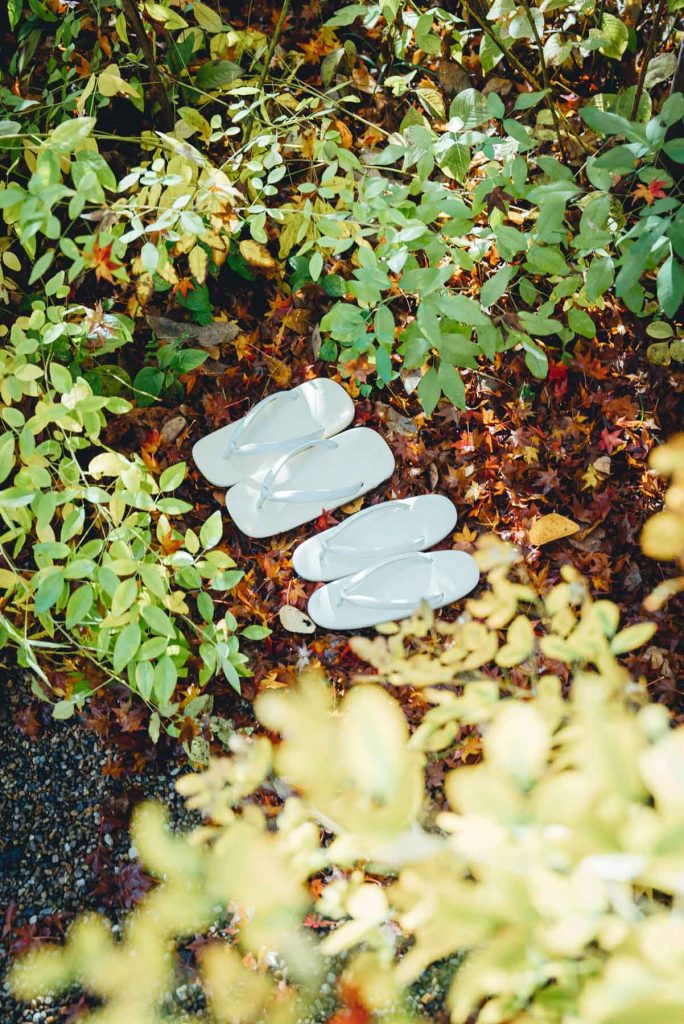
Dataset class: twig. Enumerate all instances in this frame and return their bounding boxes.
[631,0,669,120]
[461,0,541,90]
[244,0,292,136]
[519,0,567,160]
[462,0,587,154]
[119,0,174,130]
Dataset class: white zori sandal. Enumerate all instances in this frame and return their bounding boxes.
[192,378,354,486]
[225,427,395,538]
[293,495,458,581]
[307,550,480,630]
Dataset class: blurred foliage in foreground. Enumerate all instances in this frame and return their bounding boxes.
[11,501,684,1024]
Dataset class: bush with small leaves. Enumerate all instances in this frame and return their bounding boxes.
[12,536,684,1024]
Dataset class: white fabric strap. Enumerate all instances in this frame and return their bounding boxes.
[334,553,443,609]
[224,388,323,458]
[255,438,363,511]
[321,501,425,558]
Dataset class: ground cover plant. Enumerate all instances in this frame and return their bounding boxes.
[0,0,683,1021]
[9,533,684,1024]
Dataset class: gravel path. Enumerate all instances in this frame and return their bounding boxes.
[0,670,199,1023]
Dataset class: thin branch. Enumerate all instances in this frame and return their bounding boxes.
[244,0,292,136]
[462,0,586,154]
[519,0,567,160]
[631,0,669,120]
[119,0,174,130]
[461,0,541,90]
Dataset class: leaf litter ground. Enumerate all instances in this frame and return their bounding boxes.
[3,1,684,1016]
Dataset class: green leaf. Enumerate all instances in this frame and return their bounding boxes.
[449,88,490,129]
[441,143,470,182]
[48,116,96,153]
[374,305,395,346]
[0,433,15,486]
[154,656,178,703]
[7,0,22,29]
[113,622,141,674]
[657,254,684,318]
[142,604,176,638]
[135,661,155,700]
[579,106,648,144]
[111,577,138,617]
[610,621,657,654]
[417,367,441,417]
[66,584,94,629]
[194,60,244,91]
[586,256,615,301]
[173,349,208,375]
[159,461,186,491]
[481,266,516,307]
[513,89,550,111]
[34,571,64,614]
[242,624,272,640]
[436,293,488,326]
[197,591,214,623]
[193,0,223,32]
[325,3,366,26]
[52,700,75,720]
[199,509,223,549]
[28,249,55,285]
[320,303,368,344]
[133,366,164,405]
[437,362,466,408]
[596,14,629,59]
[568,307,597,339]
[663,138,684,163]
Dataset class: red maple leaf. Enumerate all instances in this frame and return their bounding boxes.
[632,179,668,206]
[598,426,623,454]
[173,276,195,298]
[87,242,123,284]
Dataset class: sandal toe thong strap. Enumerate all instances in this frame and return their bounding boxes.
[321,501,426,558]
[255,438,364,511]
[334,553,443,609]
[225,388,324,458]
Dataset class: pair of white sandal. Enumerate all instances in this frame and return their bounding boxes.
[192,379,479,629]
[193,379,393,537]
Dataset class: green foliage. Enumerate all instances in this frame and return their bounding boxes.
[0,302,259,734]
[11,537,681,1023]
[2,0,682,416]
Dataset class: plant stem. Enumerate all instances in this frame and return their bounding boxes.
[631,0,668,120]
[462,0,541,90]
[463,0,586,154]
[245,0,292,137]
[119,0,174,130]
[519,0,567,160]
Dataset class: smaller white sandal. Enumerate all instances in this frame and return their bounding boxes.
[192,378,354,486]
[225,427,395,538]
[292,495,458,581]
[307,550,480,630]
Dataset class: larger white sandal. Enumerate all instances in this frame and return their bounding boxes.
[292,495,458,581]
[192,379,354,486]
[307,550,479,630]
[225,428,395,538]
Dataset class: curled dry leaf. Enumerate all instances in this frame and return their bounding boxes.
[528,513,580,547]
[279,605,316,634]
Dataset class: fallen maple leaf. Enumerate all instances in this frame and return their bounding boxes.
[528,513,580,546]
[598,426,623,454]
[87,241,123,284]
[631,179,668,206]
